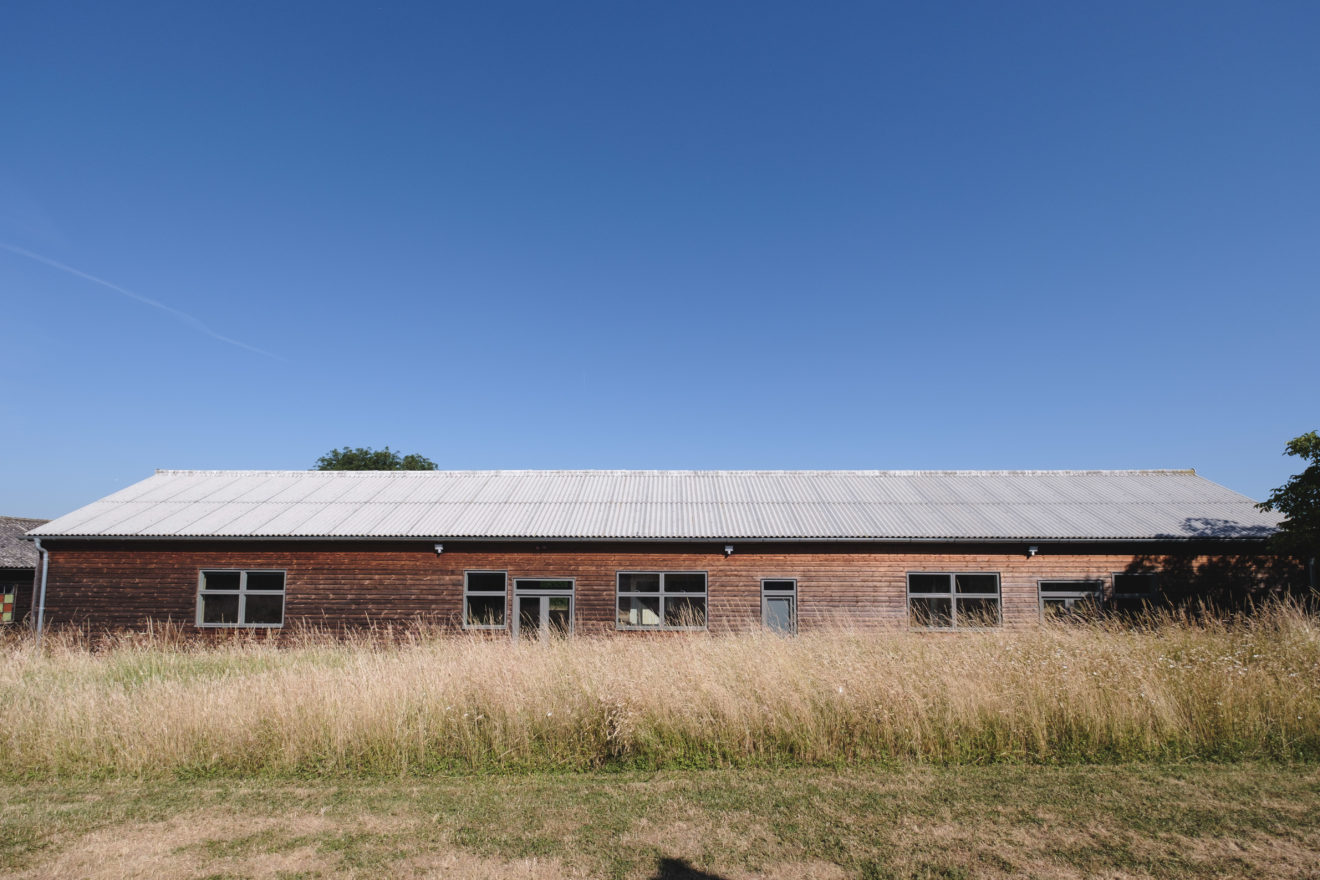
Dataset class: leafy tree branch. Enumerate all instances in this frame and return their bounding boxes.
[314,446,437,471]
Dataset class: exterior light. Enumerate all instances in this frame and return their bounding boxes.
[1027,545,1039,557]
[434,543,444,555]
[724,544,734,556]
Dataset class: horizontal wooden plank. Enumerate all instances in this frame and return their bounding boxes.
[34,540,1260,632]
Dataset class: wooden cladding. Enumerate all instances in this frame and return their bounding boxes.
[34,540,1199,632]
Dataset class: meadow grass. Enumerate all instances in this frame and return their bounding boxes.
[1,603,1318,777]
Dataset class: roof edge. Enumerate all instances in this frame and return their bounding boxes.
[149,468,1201,478]
[25,533,1270,544]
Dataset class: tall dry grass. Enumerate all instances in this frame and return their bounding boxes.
[2,604,1318,776]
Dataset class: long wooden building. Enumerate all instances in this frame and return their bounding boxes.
[24,469,1284,636]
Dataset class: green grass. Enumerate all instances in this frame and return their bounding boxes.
[2,764,1319,878]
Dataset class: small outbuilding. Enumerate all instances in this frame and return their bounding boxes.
[26,469,1285,636]
[1,516,49,625]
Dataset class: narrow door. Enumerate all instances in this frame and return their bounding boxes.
[761,579,797,634]
[513,579,574,641]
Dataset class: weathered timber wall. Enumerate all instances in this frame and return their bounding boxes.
[0,569,35,626]
[32,540,1246,632]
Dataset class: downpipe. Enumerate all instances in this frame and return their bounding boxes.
[33,537,49,648]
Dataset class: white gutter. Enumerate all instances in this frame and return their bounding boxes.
[32,537,49,647]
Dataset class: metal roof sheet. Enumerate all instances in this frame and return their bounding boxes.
[27,469,1283,541]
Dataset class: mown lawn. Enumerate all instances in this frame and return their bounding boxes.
[3,763,1319,879]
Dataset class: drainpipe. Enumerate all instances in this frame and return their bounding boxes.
[33,537,49,647]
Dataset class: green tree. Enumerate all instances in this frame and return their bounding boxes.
[1258,432,1320,564]
[314,446,437,471]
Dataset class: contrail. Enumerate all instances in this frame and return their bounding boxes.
[0,242,285,361]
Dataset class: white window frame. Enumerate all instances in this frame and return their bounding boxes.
[195,569,286,628]
[760,578,797,634]
[463,570,508,630]
[906,572,1002,630]
[1038,579,1104,619]
[616,571,709,631]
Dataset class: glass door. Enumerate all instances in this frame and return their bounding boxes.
[761,579,797,634]
[513,579,574,641]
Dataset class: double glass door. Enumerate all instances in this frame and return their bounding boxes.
[513,579,573,640]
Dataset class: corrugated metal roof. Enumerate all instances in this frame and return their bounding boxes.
[27,469,1282,541]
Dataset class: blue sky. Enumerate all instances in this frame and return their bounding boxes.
[2,1,1317,518]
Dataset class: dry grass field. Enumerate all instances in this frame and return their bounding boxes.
[3,606,1319,877]
[1,604,1318,775]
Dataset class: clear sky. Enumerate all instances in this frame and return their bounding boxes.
[2,1,1317,518]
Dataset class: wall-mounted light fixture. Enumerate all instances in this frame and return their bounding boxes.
[724,544,734,557]
[1027,545,1039,558]
[434,543,444,555]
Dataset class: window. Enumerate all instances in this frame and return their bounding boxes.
[1111,572,1159,613]
[464,571,507,629]
[1,589,14,624]
[761,579,796,634]
[907,572,1001,629]
[1039,580,1103,620]
[617,571,707,630]
[196,570,285,627]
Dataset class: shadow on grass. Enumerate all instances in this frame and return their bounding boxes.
[652,856,728,879]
